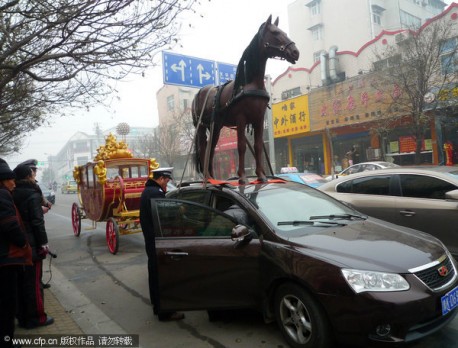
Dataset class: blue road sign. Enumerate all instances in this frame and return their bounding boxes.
[217,62,237,84]
[163,52,215,88]
[162,51,237,88]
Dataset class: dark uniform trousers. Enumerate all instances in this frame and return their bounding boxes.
[0,266,19,348]
[16,260,47,326]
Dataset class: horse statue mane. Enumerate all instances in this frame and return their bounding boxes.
[232,24,265,98]
[192,15,299,184]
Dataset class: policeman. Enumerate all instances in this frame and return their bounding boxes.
[139,167,184,321]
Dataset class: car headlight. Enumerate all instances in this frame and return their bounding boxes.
[341,269,409,293]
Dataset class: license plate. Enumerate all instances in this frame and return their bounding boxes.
[441,286,458,315]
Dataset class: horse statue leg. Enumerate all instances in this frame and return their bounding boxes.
[236,123,248,184]
[208,122,223,179]
[195,124,209,178]
[253,121,267,183]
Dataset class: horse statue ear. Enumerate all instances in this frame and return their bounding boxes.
[274,17,279,26]
[265,14,272,25]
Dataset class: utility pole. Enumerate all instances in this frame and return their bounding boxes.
[265,75,276,174]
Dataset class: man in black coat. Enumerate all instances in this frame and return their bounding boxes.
[139,167,184,321]
[12,164,54,329]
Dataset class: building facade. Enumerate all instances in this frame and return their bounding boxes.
[272,2,458,175]
[289,0,447,68]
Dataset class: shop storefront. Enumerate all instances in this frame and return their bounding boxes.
[272,94,313,172]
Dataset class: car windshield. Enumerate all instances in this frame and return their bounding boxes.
[247,185,362,236]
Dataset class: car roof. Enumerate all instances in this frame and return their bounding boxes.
[174,178,308,196]
[320,166,458,189]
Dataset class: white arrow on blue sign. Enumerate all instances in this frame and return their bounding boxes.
[163,52,216,88]
[162,51,237,88]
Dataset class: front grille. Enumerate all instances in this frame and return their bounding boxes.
[414,256,456,290]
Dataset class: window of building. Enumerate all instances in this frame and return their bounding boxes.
[310,25,322,41]
[281,87,301,100]
[180,98,189,110]
[167,95,175,111]
[373,54,401,71]
[400,10,421,29]
[371,4,384,25]
[74,141,89,152]
[373,12,381,25]
[309,0,320,16]
[440,37,458,75]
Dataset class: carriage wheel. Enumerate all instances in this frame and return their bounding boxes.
[71,202,81,237]
[106,218,120,255]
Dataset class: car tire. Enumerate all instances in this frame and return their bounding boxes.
[274,283,332,348]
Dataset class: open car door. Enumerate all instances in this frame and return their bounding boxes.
[150,199,261,312]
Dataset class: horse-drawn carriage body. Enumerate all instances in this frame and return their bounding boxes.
[71,134,160,254]
[77,158,150,221]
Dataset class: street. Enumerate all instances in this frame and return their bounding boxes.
[44,192,458,348]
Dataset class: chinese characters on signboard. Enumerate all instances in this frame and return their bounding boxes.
[272,95,310,138]
[309,78,401,130]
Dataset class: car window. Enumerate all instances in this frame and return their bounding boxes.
[345,164,361,175]
[363,164,377,171]
[400,174,457,199]
[154,200,236,237]
[173,190,210,205]
[336,175,391,195]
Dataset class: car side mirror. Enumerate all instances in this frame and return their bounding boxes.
[445,189,458,200]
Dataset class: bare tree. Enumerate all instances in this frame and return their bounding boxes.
[372,19,458,164]
[132,133,156,159]
[0,0,197,155]
[155,107,193,166]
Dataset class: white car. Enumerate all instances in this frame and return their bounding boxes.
[325,161,399,181]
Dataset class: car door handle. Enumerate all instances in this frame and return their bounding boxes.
[164,251,189,260]
[399,210,416,217]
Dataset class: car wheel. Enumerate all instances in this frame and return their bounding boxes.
[275,283,332,348]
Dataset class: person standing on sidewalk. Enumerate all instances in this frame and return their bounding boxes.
[139,167,184,321]
[12,164,54,329]
[19,159,52,214]
[0,159,32,348]
[19,159,52,289]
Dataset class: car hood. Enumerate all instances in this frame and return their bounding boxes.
[285,218,446,273]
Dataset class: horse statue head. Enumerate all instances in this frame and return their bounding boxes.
[260,15,299,64]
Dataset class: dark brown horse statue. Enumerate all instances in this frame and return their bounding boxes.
[191,15,299,184]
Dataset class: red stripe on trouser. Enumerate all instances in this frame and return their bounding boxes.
[35,261,46,323]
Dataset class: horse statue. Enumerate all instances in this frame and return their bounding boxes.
[191,15,299,184]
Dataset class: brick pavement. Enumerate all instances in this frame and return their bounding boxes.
[15,288,84,336]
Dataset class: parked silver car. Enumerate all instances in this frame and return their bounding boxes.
[319,166,458,257]
[325,161,399,181]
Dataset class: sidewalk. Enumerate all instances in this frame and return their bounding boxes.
[15,289,84,336]
[15,266,127,337]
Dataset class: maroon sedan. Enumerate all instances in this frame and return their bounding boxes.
[146,180,458,348]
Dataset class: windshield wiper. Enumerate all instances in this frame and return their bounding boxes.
[309,214,367,221]
[277,220,346,226]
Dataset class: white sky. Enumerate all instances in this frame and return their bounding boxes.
[5,0,294,167]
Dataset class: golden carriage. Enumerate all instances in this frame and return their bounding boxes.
[71,134,159,254]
